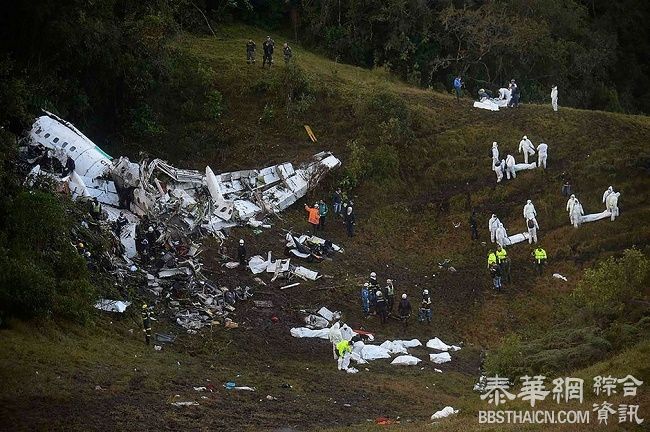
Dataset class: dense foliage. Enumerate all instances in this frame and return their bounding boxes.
[486,249,650,377]
[298,0,649,113]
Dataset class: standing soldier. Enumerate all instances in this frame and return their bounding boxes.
[375,290,387,324]
[419,289,432,324]
[141,304,152,345]
[246,39,256,64]
[345,205,355,237]
[262,36,274,68]
[532,246,548,275]
[237,239,247,267]
[398,293,412,329]
[385,279,395,315]
[283,43,293,64]
[469,210,479,240]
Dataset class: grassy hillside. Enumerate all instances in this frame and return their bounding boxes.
[1,23,648,431]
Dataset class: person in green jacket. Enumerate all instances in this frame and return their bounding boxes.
[318,200,329,231]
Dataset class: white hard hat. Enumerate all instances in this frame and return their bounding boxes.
[387,279,392,283]
[523,135,527,139]
[370,272,376,278]
[423,289,429,294]
[363,282,369,287]
[239,239,244,245]
[148,226,154,232]
[376,290,382,296]
[402,293,407,299]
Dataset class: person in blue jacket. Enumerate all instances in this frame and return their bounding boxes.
[360,283,370,316]
[453,76,463,100]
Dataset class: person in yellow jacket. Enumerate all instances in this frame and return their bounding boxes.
[532,246,547,275]
[304,202,320,234]
[496,245,511,283]
[487,250,497,268]
[336,339,352,371]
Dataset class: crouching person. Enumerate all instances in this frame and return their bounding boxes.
[336,339,352,371]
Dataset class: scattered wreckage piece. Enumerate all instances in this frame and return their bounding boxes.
[429,352,452,364]
[94,299,131,313]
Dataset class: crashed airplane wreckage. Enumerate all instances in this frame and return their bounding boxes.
[22,111,341,259]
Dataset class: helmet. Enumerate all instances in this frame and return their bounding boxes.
[77,242,84,249]
[148,226,154,233]
[370,272,376,278]
[142,304,148,309]
[423,289,429,295]
[239,239,244,245]
[387,279,392,283]
[492,142,497,146]
[363,283,369,287]
[376,290,382,297]
[523,135,527,139]
[402,294,407,299]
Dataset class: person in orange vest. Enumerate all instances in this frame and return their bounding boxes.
[304,202,320,234]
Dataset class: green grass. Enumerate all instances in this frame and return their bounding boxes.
[2,22,649,431]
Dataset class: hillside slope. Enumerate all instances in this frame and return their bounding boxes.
[1,24,648,431]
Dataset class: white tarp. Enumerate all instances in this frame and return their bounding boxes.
[426,338,461,351]
[473,100,500,111]
[580,210,611,223]
[290,327,330,339]
[431,406,459,420]
[380,341,408,355]
[429,352,452,364]
[394,339,422,348]
[361,345,391,360]
[513,162,537,172]
[94,299,131,313]
[391,355,422,366]
[504,232,530,245]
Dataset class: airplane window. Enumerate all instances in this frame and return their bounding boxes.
[35,127,42,134]
[44,133,50,138]
[53,137,59,143]
[62,142,68,148]
[69,146,77,152]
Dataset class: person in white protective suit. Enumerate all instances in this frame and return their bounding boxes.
[537,142,548,169]
[571,199,584,228]
[518,136,536,164]
[489,214,500,243]
[566,194,577,220]
[496,222,508,247]
[505,154,516,179]
[491,142,499,163]
[606,192,620,221]
[523,200,537,220]
[602,186,614,206]
[498,87,511,102]
[494,159,504,183]
[551,85,558,112]
[328,321,343,360]
[526,216,539,244]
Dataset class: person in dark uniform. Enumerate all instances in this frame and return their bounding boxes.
[246,39,256,64]
[262,36,275,68]
[283,43,293,64]
[237,239,247,267]
[469,210,479,240]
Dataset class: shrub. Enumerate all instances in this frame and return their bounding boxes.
[205,89,225,119]
[572,249,649,323]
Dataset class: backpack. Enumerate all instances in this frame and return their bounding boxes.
[527,219,535,229]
